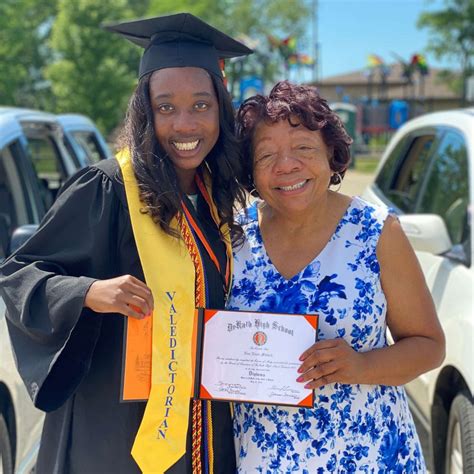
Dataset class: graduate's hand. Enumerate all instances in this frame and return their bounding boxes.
[296,338,367,390]
[84,275,154,319]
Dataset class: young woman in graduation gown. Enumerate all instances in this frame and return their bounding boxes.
[0,13,251,474]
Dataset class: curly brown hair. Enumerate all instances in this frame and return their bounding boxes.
[120,72,247,242]
[236,80,353,190]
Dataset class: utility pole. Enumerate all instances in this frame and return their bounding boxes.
[312,0,319,83]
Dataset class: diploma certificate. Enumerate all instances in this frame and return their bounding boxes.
[194,309,318,407]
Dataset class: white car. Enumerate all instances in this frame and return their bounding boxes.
[362,108,474,474]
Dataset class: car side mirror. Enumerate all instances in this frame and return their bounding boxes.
[398,214,452,255]
[9,225,39,255]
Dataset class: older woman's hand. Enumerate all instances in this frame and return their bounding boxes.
[297,338,367,390]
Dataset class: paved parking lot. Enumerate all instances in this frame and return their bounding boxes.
[340,169,374,197]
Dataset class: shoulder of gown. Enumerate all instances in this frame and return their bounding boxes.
[0,158,131,411]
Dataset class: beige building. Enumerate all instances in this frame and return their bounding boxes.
[311,64,463,113]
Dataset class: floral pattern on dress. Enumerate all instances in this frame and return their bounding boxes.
[228,197,426,473]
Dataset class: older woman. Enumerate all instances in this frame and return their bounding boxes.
[227,81,445,472]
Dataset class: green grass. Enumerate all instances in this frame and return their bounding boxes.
[353,156,379,174]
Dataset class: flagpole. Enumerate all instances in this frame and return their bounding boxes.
[312,0,319,83]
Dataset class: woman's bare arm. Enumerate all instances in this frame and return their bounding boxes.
[298,215,445,388]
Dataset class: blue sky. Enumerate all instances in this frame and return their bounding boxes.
[301,0,457,80]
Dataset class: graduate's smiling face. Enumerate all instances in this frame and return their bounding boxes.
[150,67,219,191]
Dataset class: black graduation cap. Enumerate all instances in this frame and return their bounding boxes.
[103,13,253,80]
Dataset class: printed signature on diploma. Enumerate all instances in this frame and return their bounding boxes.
[268,385,301,400]
[216,381,246,396]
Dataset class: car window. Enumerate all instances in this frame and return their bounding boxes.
[384,134,436,212]
[0,144,30,259]
[25,136,65,207]
[62,135,83,168]
[375,135,410,194]
[70,131,105,164]
[417,131,470,247]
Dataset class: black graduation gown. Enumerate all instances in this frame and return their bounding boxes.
[0,159,235,474]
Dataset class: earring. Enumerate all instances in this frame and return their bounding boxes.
[249,184,259,198]
[329,172,342,192]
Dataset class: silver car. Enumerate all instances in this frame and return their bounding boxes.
[57,113,112,167]
[0,107,110,473]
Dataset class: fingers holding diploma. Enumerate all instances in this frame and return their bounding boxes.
[297,338,367,390]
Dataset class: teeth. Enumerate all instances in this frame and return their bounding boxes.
[279,180,307,191]
[172,140,199,151]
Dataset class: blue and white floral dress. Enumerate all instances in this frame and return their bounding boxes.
[227,197,426,473]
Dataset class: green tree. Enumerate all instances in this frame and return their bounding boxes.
[2,0,308,133]
[45,0,144,134]
[145,0,310,88]
[418,0,474,102]
[0,0,57,108]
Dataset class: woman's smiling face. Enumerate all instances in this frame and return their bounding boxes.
[150,67,219,191]
[252,119,333,215]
